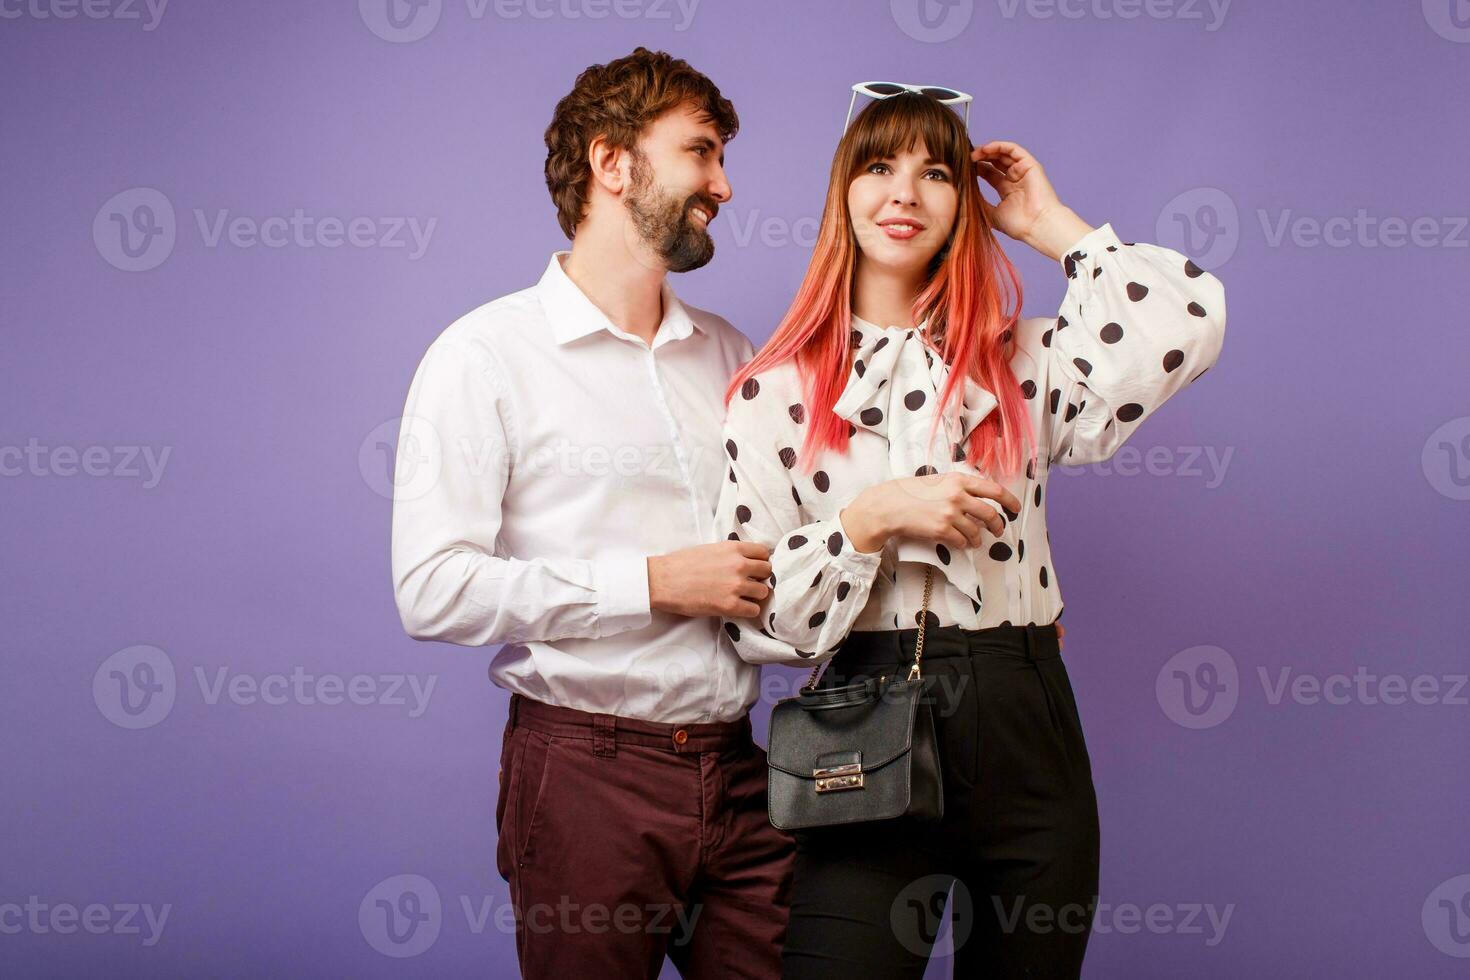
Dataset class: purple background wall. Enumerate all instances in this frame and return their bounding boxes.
[3,0,1468,976]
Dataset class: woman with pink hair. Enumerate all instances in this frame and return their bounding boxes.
[715,85,1226,977]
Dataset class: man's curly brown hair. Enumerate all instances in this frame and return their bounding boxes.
[544,47,739,240]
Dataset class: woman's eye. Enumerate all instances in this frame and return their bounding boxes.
[924,169,950,181]
[867,162,890,175]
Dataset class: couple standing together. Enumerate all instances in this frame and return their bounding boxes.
[391,46,1225,980]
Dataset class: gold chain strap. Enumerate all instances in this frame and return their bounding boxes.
[804,565,934,690]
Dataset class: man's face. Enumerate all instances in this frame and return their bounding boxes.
[623,103,732,273]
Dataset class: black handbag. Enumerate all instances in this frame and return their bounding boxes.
[766,566,944,831]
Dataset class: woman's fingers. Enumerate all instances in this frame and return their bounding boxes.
[955,496,1004,537]
[973,142,1033,182]
[951,513,984,548]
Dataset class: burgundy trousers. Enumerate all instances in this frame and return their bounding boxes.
[495,693,795,978]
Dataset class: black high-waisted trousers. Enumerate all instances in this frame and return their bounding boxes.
[781,622,1101,979]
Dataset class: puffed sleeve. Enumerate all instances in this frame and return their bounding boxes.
[1039,222,1226,465]
[714,386,883,666]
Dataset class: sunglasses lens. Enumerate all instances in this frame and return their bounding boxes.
[919,87,960,101]
[865,82,906,96]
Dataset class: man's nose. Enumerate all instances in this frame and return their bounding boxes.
[708,166,732,204]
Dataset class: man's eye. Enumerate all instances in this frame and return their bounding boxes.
[694,147,709,157]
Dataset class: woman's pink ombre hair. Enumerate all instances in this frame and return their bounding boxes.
[723,92,1037,478]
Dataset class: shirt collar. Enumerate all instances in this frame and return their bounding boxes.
[538,251,705,346]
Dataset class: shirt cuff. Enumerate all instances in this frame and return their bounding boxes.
[593,553,652,636]
[1058,221,1122,271]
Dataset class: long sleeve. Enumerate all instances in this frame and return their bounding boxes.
[1040,222,1227,465]
[714,389,883,666]
[390,341,651,645]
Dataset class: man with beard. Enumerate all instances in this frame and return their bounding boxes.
[390,49,790,978]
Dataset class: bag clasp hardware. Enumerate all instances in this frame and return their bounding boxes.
[813,762,865,793]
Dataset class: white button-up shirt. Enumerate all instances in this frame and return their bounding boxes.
[391,252,758,723]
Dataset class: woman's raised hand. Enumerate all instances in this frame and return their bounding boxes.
[838,472,1022,554]
[971,140,1092,261]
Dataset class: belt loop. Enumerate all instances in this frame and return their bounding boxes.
[508,693,520,728]
[1023,623,1039,663]
[592,714,617,758]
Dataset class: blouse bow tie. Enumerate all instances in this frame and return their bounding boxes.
[833,324,999,478]
[832,323,1006,609]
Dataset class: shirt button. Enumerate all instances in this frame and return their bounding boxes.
[673,729,689,746]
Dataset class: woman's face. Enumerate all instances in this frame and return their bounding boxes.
[846,141,959,278]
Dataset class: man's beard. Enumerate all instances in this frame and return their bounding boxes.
[625,150,716,274]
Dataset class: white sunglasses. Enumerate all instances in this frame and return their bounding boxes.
[843,80,974,134]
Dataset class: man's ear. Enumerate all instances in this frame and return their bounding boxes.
[587,135,628,196]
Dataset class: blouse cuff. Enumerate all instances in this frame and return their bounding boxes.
[823,521,884,579]
[1058,221,1123,273]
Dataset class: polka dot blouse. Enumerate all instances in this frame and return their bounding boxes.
[714,222,1227,665]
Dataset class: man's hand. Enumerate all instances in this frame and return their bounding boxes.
[648,541,772,619]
